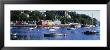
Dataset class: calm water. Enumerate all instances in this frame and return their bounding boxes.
[11,26,100,40]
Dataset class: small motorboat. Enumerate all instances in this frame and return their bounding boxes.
[83,31,96,35]
[49,28,56,32]
[83,26,99,35]
[11,33,17,36]
[81,24,86,28]
[52,27,60,29]
[67,27,76,30]
[44,33,67,37]
[29,27,34,30]
[44,33,54,37]
[11,33,18,40]
[67,27,71,30]
[54,33,67,36]
[70,28,76,30]
[13,33,17,35]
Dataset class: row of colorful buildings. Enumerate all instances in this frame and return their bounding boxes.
[37,20,61,27]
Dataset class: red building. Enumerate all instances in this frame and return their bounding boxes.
[37,20,48,27]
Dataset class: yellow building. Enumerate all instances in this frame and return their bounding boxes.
[47,20,54,26]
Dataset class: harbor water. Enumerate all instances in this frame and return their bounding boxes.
[11,26,100,40]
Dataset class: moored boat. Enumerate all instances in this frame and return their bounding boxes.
[44,33,67,37]
[83,13,99,35]
[84,31,96,35]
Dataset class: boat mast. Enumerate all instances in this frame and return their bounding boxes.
[92,12,93,26]
[89,12,93,27]
[89,12,93,31]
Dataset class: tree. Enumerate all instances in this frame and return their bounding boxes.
[11,10,98,25]
[11,10,21,21]
[45,11,56,21]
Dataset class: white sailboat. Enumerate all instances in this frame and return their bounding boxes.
[84,12,97,35]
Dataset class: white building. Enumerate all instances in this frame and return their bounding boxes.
[54,20,61,25]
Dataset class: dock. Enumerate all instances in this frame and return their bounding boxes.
[11,24,37,27]
[11,24,71,27]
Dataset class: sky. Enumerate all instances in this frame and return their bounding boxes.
[70,10,100,21]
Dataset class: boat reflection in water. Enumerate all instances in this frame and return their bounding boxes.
[11,26,100,40]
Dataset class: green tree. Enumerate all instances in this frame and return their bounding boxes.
[45,11,56,21]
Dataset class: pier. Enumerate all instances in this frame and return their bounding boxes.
[11,24,73,27]
[11,24,37,27]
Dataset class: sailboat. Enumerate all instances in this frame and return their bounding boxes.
[83,12,97,35]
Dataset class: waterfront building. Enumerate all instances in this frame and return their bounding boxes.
[53,20,61,25]
[47,20,54,26]
[37,20,54,27]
